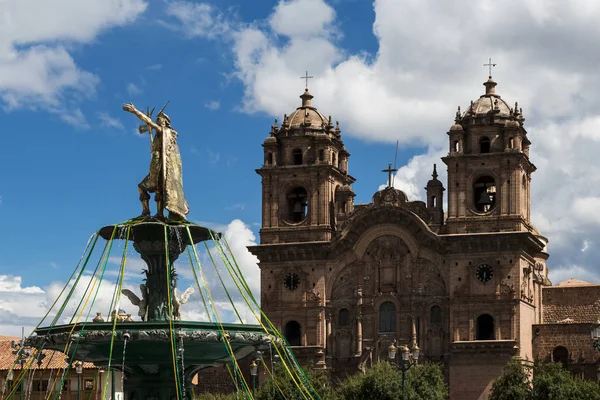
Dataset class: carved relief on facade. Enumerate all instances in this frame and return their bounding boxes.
[335,329,353,359]
[363,235,411,294]
[521,265,534,303]
[414,259,446,296]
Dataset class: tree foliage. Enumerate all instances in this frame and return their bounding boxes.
[254,363,337,400]
[194,361,448,400]
[489,359,532,400]
[336,361,448,400]
[489,358,600,400]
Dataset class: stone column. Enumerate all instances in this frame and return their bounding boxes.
[326,313,332,356]
[356,314,363,355]
[469,317,474,341]
[411,316,417,347]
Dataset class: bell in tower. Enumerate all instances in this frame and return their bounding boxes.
[256,86,356,244]
[442,73,536,234]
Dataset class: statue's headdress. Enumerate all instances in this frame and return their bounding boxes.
[157,111,170,124]
[156,100,170,124]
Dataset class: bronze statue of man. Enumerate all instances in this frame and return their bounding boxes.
[123,103,189,220]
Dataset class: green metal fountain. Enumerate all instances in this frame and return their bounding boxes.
[20,102,278,400]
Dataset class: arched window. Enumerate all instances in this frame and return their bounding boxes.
[284,320,302,346]
[292,148,303,165]
[509,137,514,149]
[287,187,308,222]
[553,346,569,368]
[379,302,396,332]
[332,153,336,166]
[479,137,491,153]
[476,314,495,340]
[266,152,273,165]
[319,149,324,162]
[432,196,437,208]
[473,176,497,212]
[338,308,350,326]
[430,305,442,325]
[453,140,459,152]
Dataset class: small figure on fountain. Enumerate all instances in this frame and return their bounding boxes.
[122,102,189,221]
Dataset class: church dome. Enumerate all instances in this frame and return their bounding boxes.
[426,165,443,188]
[285,89,329,129]
[337,184,354,193]
[449,123,464,131]
[505,119,521,128]
[555,278,599,287]
[463,76,512,118]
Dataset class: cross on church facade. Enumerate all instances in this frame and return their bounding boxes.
[484,58,497,76]
[382,163,398,188]
[301,71,313,89]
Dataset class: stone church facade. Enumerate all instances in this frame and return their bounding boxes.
[248,77,598,399]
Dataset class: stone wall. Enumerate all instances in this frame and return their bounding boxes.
[532,323,599,380]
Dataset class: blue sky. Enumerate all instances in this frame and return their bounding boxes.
[2,0,600,335]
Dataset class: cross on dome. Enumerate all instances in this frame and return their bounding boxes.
[300,71,313,89]
[483,58,497,77]
[382,163,398,188]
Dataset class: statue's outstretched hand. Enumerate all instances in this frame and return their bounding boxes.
[123,103,136,113]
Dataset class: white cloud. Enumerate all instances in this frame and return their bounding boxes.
[0,0,147,114]
[58,107,90,129]
[208,150,220,164]
[126,82,142,96]
[549,265,600,286]
[147,64,163,71]
[204,100,220,110]
[0,276,43,294]
[269,0,337,38]
[164,2,231,39]
[97,112,125,130]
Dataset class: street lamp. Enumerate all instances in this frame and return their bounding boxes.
[250,360,258,395]
[388,341,420,400]
[591,320,600,380]
[591,320,600,351]
[74,361,83,400]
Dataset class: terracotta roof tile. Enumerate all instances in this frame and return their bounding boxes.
[542,285,600,323]
[0,337,96,371]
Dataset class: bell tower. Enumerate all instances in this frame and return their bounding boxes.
[257,88,355,244]
[442,75,537,234]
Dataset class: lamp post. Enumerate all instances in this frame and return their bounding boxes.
[250,360,258,396]
[591,320,600,380]
[388,341,420,400]
[74,361,83,400]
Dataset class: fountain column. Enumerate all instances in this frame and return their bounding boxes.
[133,237,185,321]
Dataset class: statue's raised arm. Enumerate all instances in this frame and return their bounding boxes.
[123,103,161,133]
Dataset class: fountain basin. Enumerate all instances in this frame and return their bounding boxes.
[29,321,272,371]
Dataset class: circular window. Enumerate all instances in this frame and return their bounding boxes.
[473,176,496,212]
[283,273,300,291]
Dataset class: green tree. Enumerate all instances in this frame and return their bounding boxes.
[489,359,532,400]
[336,361,448,400]
[254,363,337,400]
[193,393,239,400]
[404,363,448,400]
[490,358,600,400]
[532,361,600,400]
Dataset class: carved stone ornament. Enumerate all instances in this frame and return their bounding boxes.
[139,364,160,375]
